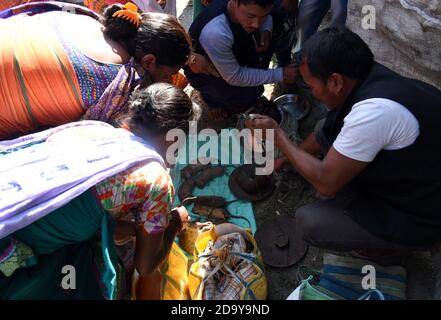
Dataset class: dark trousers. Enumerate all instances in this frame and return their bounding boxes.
[296,192,414,251]
[297,0,348,44]
[295,120,416,251]
[261,2,297,67]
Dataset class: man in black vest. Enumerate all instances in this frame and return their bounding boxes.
[184,0,298,120]
[246,27,441,253]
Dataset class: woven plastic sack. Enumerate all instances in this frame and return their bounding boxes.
[188,225,267,300]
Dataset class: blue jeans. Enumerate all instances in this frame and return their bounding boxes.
[297,0,348,44]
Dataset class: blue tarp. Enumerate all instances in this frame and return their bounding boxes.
[170,130,257,233]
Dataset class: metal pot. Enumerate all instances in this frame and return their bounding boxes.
[274,94,311,120]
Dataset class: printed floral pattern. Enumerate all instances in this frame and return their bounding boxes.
[94,161,174,235]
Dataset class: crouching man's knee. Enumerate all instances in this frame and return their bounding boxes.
[296,203,323,245]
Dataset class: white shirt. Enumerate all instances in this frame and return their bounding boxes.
[333,98,420,162]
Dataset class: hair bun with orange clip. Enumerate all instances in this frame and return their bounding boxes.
[112,2,142,28]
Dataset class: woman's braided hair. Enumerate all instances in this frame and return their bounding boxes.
[118,83,201,135]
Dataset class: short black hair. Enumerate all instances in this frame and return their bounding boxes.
[300,27,374,81]
[237,0,274,8]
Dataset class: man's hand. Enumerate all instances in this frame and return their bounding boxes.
[245,114,279,130]
[254,31,271,54]
[244,114,283,140]
[188,53,220,77]
[274,156,290,172]
[282,64,298,84]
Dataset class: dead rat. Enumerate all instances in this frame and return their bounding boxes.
[195,166,226,188]
[181,195,236,208]
[192,204,251,228]
[178,178,196,202]
[180,163,212,180]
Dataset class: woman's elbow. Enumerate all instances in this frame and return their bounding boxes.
[135,261,159,277]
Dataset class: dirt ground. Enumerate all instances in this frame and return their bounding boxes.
[176,0,439,300]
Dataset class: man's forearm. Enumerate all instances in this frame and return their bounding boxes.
[276,130,329,193]
[277,132,319,167]
[218,63,283,87]
[200,30,283,86]
[299,132,321,156]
